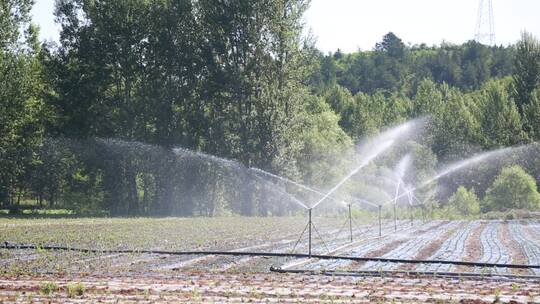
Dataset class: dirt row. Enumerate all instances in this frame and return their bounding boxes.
[1,272,538,303]
[3,220,540,277]
[306,220,540,275]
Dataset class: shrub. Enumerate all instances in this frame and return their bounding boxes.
[482,165,540,212]
[40,282,59,295]
[67,282,85,298]
[447,186,480,217]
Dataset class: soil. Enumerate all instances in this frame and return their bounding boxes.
[398,225,459,271]
[455,222,486,272]
[1,272,539,303]
[499,221,530,276]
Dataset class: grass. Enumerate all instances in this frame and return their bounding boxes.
[67,282,85,298]
[40,282,59,295]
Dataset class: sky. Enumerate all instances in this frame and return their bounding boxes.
[32,0,540,53]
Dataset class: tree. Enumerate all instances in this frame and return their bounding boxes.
[0,0,33,49]
[323,85,356,136]
[447,187,480,217]
[483,165,540,212]
[513,32,540,116]
[0,0,49,207]
[375,32,406,59]
[478,80,526,148]
[295,95,353,189]
[524,90,540,140]
[430,84,481,159]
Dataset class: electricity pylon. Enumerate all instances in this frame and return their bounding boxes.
[474,0,496,45]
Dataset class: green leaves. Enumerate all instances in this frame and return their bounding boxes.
[483,165,540,212]
[478,80,526,148]
[513,31,540,115]
[447,187,480,217]
[0,1,51,207]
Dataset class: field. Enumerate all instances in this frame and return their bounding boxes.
[1,217,540,303]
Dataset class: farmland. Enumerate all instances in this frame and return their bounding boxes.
[1,217,540,302]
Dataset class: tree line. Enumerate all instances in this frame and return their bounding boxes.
[1,0,540,216]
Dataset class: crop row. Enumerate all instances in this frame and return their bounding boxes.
[301,220,442,271]
[508,221,540,275]
[355,221,454,271]
[475,221,511,274]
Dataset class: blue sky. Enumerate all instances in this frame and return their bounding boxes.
[33,0,540,53]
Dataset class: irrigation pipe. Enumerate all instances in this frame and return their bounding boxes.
[2,242,539,270]
[270,268,540,281]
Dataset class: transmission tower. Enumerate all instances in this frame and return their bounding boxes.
[474,0,496,45]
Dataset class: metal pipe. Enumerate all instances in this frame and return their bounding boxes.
[378,205,382,237]
[393,179,401,232]
[271,268,540,280]
[348,204,353,243]
[308,208,312,257]
[410,205,413,227]
[394,203,397,232]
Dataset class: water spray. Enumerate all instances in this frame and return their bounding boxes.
[379,144,530,217]
[311,140,395,209]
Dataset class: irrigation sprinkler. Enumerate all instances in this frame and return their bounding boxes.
[308,208,312,257]
[393,178,401,232]
[394,203,397,232]
[378,205,382,237]
[407,189,414,227]
[409,205,413,227]
[288,207,328,257]
[348,204,353,243]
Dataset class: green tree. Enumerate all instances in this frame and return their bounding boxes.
[447,186,480,217]
[478,80,526,148]
[0,0,33,49]
[323,85,357,137]
[524,90,540,140]
[483,165,540,212]
[295,95,353,188]
[375,32,406,59]
[430,84,481,159]
[0,0,49,207]
[513,32,540,116]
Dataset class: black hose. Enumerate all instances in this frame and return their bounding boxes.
[270,267,540,281]
[2,242,540,270]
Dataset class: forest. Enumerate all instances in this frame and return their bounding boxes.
[2,0,540,217]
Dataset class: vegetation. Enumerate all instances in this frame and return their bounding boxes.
[40,282,59,295]
[67,282,85,298]
[1,0,540,216]
[447,187,481,218]
[482,165,540,212]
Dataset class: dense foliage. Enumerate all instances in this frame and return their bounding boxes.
[1,0,540,216]
[447,187,481,218]
[482,165,540,212]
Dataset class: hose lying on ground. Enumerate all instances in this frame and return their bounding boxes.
[270,267,540,281]
[2,241,540,270]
